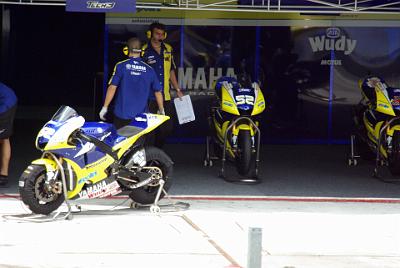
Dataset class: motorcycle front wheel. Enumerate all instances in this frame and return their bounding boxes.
[236,130,252,175]
[128,146,173,204]
[19,165,65,215]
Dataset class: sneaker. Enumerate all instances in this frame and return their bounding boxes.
[0,175,9,187]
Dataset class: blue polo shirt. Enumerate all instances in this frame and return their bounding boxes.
[0,82,17,114]
[109,57,161,120]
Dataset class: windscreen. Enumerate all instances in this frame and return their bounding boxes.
[51,105,79,122]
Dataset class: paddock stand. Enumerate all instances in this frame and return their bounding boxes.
[3,153,76,222]
[130,179,190,213]
[348,134,386,177]
[204,117,262,185]
[348,133,400,183]
[203,136,219,168]
[347,134,361,166]
[4,178,189,223]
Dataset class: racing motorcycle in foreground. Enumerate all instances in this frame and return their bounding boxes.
[19,106,173,215]
[204,76,266,179]
[349,76,400,179]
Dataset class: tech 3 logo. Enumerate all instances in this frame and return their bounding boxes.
[86,1,116,9]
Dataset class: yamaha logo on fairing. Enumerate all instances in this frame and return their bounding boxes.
[308,28,357,66]
[86,1,115,9]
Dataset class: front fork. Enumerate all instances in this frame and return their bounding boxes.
[221,117,261,178]
[29,152,73,221]
[231,133,256,151]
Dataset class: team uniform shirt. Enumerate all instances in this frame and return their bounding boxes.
[142,42,176,101]
[0,82,17,114]
[109,57,161,120]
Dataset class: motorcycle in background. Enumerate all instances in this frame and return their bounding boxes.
[19,106,173,216]
[204,76,266,180]
[349,76,400,179]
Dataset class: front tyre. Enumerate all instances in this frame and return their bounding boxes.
[236,130,252,176]
[19,165,65,215]
[129,146,173,204]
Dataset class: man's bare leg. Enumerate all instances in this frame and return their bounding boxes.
[0,138,10,176]
[0,139,10,186]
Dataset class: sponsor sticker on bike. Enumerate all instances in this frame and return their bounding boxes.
[78,179,121,199]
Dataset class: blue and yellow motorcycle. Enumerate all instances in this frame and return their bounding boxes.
[19,106,173,215]
[204,76,266,179]
[349,76,400,178]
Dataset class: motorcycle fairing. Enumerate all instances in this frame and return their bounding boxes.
[31,158,57,173]
[375,84,396,116]
[221,82,240,115]
[64,155,115,199]
[386,124,400,137]
[76,177,121,200]
[218,77,265,117]
[66,113,169,199]
[251,83,266,116]
[82,121,126,147]
[212,119,235,158]
[36,116,85,151]
[363,116,389,158]
[363,114,384,143]
[232,123,255,137]
[112,113,169,158]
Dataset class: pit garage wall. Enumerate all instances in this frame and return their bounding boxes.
[105,19,400,144]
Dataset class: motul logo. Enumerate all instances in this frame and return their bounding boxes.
[86,1,116,9]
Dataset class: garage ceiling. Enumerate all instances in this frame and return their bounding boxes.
[0,0,399,14]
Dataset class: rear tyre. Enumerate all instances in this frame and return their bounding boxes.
[128,146,173,204]
[388,133,400,175]
[236,130,252,176]
[19,165,65,215]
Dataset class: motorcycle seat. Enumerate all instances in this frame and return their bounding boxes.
[117,125,143,137]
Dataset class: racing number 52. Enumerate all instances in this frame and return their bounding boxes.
[235,95,255,105]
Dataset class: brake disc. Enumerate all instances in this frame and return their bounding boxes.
[34,175,60,203]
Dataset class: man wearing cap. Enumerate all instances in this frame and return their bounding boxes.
[100,37,164,130]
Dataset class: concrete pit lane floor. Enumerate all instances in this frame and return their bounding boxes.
[0,195,399,268]
[0,118,400,267]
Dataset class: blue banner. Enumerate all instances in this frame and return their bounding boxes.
[66,0,135,13]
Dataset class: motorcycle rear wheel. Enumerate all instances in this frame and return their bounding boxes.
[236,130,252,176]
[19,165,65,215]
[128,146,173,205]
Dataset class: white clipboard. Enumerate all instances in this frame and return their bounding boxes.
[174,95,195,125]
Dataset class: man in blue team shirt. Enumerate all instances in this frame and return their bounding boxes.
[0,82,17,187]
[99,37,164,129]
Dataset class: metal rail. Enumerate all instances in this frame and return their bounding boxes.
[1,0,400,14]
